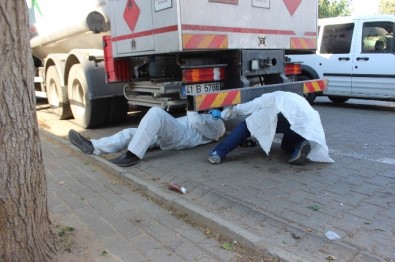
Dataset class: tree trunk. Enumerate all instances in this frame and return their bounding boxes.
[0,1,57,261]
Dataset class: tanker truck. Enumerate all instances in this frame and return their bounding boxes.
[29,0,128,128]
[29,0,327,128]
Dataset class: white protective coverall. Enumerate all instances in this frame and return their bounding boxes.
[91,107,225,159]
[221,91,334,163]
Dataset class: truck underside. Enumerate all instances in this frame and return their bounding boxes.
[106,46,327,111]
[109,48,295,109]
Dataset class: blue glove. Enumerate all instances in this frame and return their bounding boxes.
[209,109,222,119]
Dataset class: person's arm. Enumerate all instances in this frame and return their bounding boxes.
[220,106,237,120]
[187,111,225,140]
[235,96,264,114]
[221,96,263,120]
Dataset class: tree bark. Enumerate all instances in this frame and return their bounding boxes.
[0,1,57,261]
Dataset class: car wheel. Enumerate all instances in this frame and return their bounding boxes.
[328,96,349,103]
[297,74,317,104]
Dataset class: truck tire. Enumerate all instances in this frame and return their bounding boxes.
[46,65,72,119]
[297,74,317,104]
[68,64,109,128]
[107,96,128,124]
[328,96,349,103]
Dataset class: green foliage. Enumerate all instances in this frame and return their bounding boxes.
[319,0,351,18]
[58,226,75,237]
[378,0,395,14]
[307,204,320,211]
[222,242,233,251]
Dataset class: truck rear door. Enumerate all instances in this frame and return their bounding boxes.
[351,19,395,98]
[320,22,356,95]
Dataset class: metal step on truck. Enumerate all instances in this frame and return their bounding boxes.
[29,0,327,128]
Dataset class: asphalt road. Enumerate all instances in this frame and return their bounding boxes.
[37,96,395,261]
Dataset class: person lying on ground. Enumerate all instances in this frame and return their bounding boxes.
[69,107,225,167]
[207,91,334,165]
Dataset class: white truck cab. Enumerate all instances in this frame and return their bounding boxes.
[289,15,395,103]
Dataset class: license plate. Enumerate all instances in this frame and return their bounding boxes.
[180,82,222,98]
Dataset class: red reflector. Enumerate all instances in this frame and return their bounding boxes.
[103,36,130,83]
[182,67,225,84]
[285,63,301,76]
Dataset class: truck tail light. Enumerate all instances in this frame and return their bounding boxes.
[285,63,301,76]
[182,67,225,84]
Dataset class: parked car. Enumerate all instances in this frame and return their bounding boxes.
[288,15,395,104]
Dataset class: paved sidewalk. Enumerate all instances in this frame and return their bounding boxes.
[37,98,395,262]
[42,130,239,261]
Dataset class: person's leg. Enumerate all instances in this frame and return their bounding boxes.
[90,128,137,155]
[110,107,183,166]
[276,113,310,165]
[208,120,251,163]
[276,113,305,152]
[127,107,184,158]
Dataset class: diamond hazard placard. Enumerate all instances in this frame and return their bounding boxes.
[123,0,140,32]
[283,0,301,16]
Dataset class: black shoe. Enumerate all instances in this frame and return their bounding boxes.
[110,151,140,167]
[69,129,94,154]
[288,140,311,165]
[240,138,257,147]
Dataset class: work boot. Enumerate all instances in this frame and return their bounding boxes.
[288,140,311,165]
[68,129,94,154]
[208,151,221,164]
[110,151,140,167]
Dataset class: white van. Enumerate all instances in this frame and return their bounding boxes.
[288,15,395,103]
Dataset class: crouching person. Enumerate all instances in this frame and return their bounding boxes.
[207,91,334,165]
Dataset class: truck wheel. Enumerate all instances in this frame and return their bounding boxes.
[46,65,72,119]
[297,74,316,104]
[328,96,349,103]
[107,96,128,124]
[68,64,109,128]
